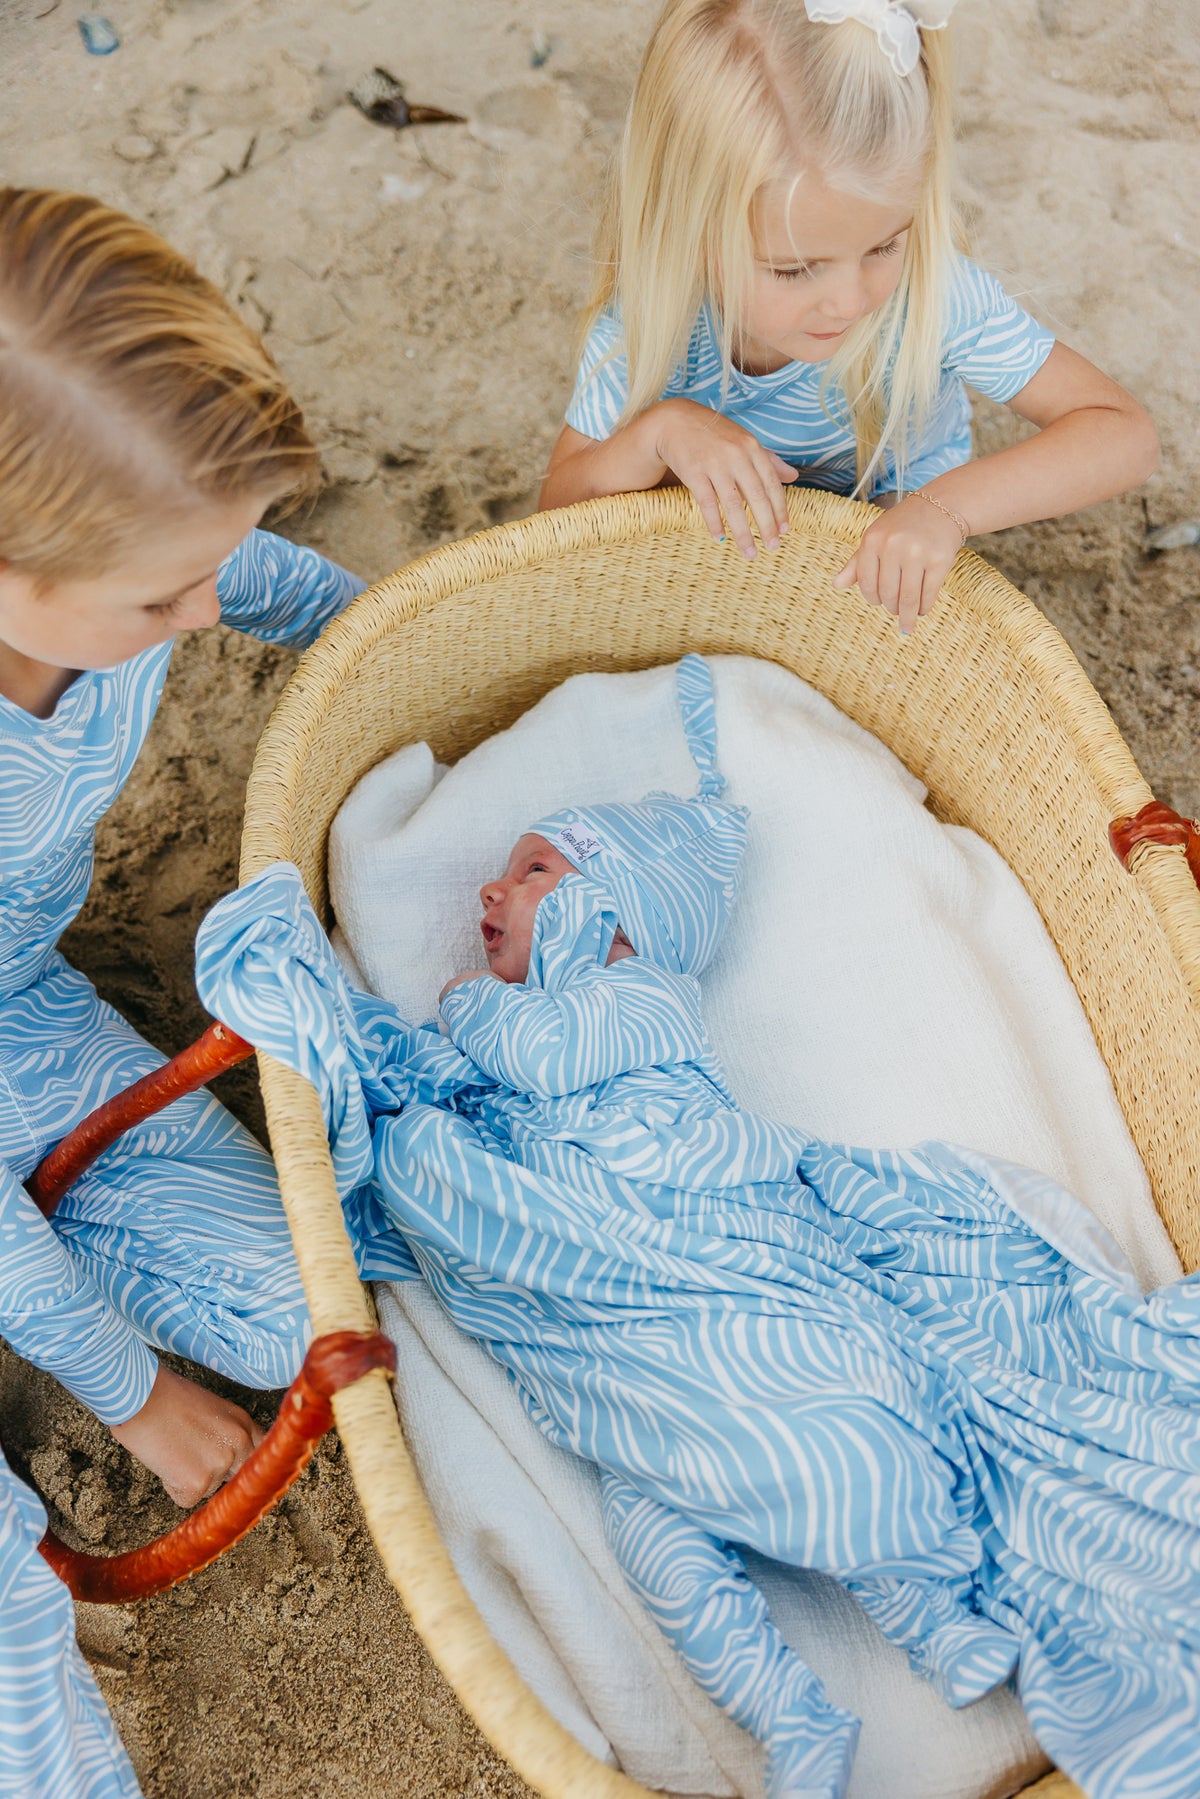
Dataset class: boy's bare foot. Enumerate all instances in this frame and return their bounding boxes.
[110,1364,265,1508]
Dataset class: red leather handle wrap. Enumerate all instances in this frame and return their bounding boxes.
[1109,801,1200,890]
[26,1020,254,1219]
[39,1331,396,1604]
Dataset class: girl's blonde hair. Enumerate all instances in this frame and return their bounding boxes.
[589,0,960,493]
[0,187,320,581]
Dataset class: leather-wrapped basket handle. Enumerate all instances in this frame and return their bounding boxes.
[1109,800,1200,890]
[40,1329,396,1603]
[26,1019,255,1219]
[25,1018,395,1602]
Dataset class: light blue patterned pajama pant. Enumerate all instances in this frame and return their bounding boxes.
[1,960,309,1796]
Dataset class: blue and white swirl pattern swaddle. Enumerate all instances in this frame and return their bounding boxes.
[530,653,748,981]
[197,654,1200,1799]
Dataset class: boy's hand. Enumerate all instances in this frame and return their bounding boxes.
[110,1363,264,1508]
[439,969,493,1003]
[649,399,798,559]
[833,493,965,633]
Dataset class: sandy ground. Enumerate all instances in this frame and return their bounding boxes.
[0,0,1198,1792]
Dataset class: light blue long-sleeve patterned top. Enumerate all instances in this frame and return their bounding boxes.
[0,529,361,1423]
[196,659,1200,1799]
[567,257,1055,500]
[0,530,359,1005]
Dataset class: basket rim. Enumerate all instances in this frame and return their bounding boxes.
[245,485,1133,861]
[245,485,1200,1005]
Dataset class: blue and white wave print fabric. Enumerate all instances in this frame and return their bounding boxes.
[531,656,749,980]
[197,660,1200,1799]
[0,528,360,1798]
[566,257,1055,501]
[0,1457,140,1799]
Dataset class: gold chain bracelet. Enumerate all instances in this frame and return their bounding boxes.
[913,488,971,545]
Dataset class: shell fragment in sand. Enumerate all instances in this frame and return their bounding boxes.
[348,67,465,131]
[1145,520,1200,554]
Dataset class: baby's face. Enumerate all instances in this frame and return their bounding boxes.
[478,834,577,982]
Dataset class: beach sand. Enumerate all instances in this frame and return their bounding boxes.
[0,0,1197,1791]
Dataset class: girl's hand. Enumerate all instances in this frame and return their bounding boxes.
[649,400,799,559]
[439,969,493,1003]
[833,494,965,634]
[110,1364,264,1508]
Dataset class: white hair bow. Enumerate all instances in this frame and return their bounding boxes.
[804,0,958,78]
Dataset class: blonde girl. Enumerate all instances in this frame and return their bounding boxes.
[0,188,365,1797]
[540,0,1158,634]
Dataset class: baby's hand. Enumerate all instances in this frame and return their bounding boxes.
[438,969,493,1003]
[110,1364,264,1508]
[833,493,966,633]
[648,399,798,560]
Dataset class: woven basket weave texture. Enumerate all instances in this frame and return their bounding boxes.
[240,487,1200,1799]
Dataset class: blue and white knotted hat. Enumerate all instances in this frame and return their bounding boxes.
[529,656,749,978]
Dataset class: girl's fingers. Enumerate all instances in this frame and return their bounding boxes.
[873,547,903,616]
[684,435,794,553]
[853,547,882,605]
[738,466,785,550]
[711,473,758,558]
[754,454,792,536]
[896,561,926,635]
[689,475,730,545]
[832,551,858,591]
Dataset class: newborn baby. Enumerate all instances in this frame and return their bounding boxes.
[440,834,634,998]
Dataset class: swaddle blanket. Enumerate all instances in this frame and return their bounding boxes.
[197,659,1200,1799]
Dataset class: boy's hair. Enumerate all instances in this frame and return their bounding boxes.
[588,0,961,493]
[0,188,320,581]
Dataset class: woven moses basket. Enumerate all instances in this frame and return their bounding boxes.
[240,486,1200,1799]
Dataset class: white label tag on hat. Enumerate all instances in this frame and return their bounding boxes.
[553,824,604,863]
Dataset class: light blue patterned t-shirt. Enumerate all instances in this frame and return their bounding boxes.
[566,256,1055,499]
